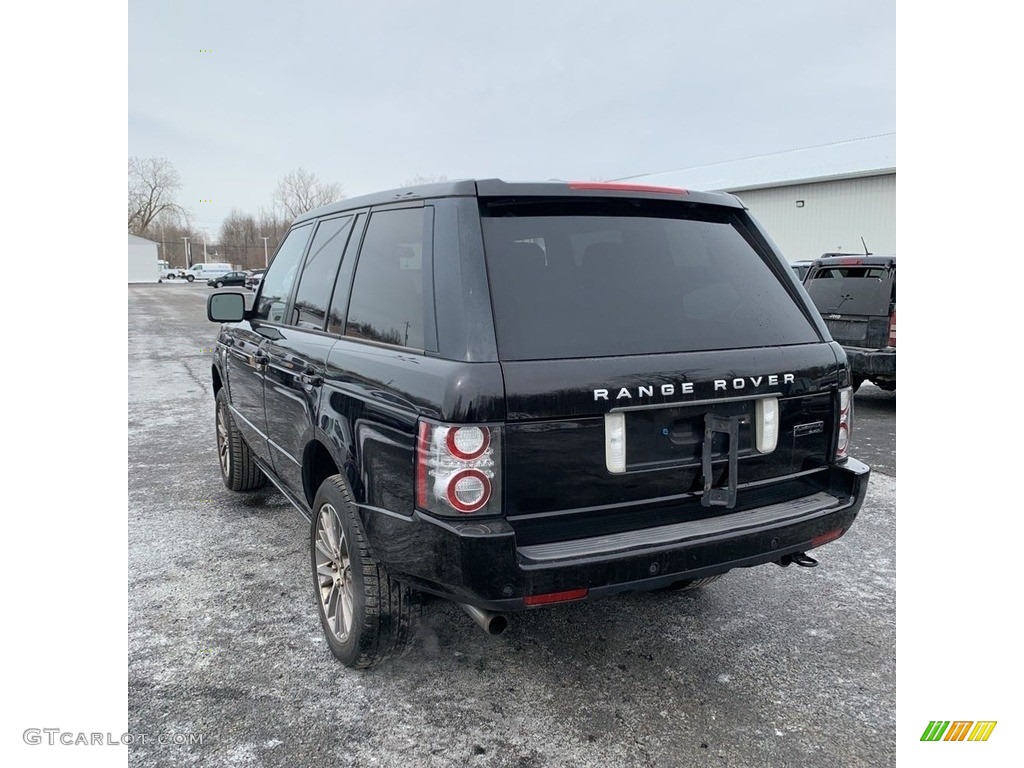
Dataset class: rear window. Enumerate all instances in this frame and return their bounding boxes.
[480,199,819,360]
[805,263,896,315]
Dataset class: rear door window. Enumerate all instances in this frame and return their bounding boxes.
[480,199,818,360]
[290,215,354,329]
[345,208,427,349]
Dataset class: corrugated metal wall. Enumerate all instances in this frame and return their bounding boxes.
[733,173,895,262]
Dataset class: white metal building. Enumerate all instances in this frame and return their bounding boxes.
[128,233,160,283]
[623,134,896,262]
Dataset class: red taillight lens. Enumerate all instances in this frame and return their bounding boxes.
[445,469,492,513]
[836,387,852,461]
[415,421,430,509]
[888,309,896,347]
[416,420,501,517]
[446,426,490,460]
[523,588,589,607]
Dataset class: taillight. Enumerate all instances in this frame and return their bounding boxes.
[836,387,852,461]
[888,309,896,347]
[416,421,501,516]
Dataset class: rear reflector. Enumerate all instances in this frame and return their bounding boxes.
[567,181,688,195]
[523,588,589,607]
[888,309,896,347]
[810,528,845,548]
[755,397,779,454]
[605,412,626,474]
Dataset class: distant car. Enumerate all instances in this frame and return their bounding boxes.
[245,269,267,291]
[789,260,814,282]
[804,254,895,391]
[206,271,248,288]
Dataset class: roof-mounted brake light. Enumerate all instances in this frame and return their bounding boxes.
[567,181,688,195]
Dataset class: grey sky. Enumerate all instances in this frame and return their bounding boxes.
[128,0,895,236]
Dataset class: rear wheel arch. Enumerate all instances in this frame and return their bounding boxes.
[303,439,342,509]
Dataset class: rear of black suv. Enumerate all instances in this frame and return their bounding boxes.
[804,254,896,390]
[208,178,870,667]
[396,181,869,611]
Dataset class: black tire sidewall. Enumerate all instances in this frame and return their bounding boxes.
[310,479,368,666]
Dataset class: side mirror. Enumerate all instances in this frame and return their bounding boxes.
[207,292,246,323]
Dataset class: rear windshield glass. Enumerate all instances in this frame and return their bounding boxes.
[480,199,819,360]
[805,264,895,314]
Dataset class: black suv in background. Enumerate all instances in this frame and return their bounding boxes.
[804,255,896,391]
[207,179,870,667]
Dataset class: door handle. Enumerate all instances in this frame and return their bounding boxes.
[300,365,324,388]
[250,349,269,371]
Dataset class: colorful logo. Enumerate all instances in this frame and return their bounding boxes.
[920,721,997,742]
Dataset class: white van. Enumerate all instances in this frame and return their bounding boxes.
[183,262,232,283]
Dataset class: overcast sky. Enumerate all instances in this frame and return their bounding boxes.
[128,0,895,237]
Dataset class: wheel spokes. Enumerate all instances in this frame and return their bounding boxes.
[315,502,353,642]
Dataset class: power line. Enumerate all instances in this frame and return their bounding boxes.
[608,131,896,182]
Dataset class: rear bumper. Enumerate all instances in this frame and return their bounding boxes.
[844,346,896,379]
[359,458,870,611]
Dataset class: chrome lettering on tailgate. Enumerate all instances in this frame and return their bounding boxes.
[594,373,795,401]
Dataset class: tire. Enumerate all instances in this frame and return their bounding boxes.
[310,475,419,668]
[658,574,725,592]
[215,388,266,491]
[167,274,175,280]
[215,281,224,288]
[186,275,195,282]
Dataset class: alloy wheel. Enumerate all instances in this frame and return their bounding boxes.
[216,405,230,476]
[314,503,354,642]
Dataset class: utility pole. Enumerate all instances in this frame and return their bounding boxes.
[202,234,208,262]
[261,236,269,267]
[182,236,191,268]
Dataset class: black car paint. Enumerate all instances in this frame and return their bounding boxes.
[211,180,869,610]
[207,271,247,287]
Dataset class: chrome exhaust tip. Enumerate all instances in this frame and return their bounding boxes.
[459,603,509,636]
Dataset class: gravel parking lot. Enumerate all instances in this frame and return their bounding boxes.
[128,283,895,768]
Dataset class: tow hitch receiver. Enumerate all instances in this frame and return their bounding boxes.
[701,413,740,508]
[775,552,819,568]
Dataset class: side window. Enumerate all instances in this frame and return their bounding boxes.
[255,224,312,323]
[291,215,354,329]
[327,213,366,335]
[345,208,426,348]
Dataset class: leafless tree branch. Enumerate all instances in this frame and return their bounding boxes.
[128,157,186,235]
[273,168,343,219]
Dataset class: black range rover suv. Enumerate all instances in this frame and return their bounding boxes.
[207,179,870,667]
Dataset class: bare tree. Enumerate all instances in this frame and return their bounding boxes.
[273,168,343,219]
[401,174,448,188]
[129,157,186,235]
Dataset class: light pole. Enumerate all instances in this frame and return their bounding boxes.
[202,233,208,263]
[260,236,269,267]
[181,236,191,268]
